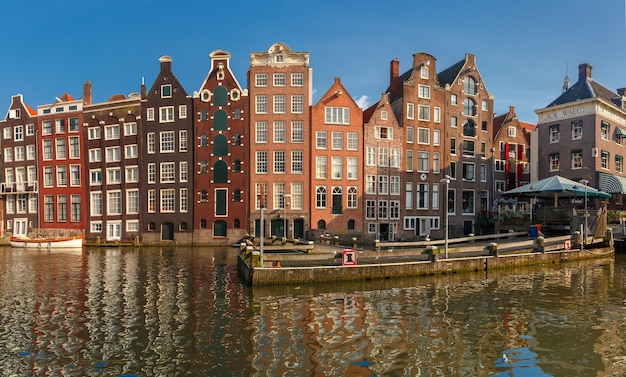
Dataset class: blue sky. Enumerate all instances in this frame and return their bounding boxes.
[1,0,625,123]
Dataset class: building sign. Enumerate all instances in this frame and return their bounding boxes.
[538,103,593,123]
[342,249,357,266]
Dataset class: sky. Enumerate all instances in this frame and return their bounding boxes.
[1,0,625,123]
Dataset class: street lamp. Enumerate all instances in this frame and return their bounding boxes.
[580,179,588,245]
[440,175,452,259]
[282,194,291,240]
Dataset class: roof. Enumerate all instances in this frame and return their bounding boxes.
[548,77,622,109]
[437,59,465,88]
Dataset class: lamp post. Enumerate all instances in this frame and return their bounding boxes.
[440,175,451,259]
[282,194,291,240]
[580,179,588,245]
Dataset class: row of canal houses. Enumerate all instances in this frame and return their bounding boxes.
[0,42,533,245]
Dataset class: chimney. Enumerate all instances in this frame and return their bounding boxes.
[159,55,173,72]
[578,63,592,81]
[389,58,399,101]
[83,81,92,105]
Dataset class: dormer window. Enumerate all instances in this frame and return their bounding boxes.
[275,54,284,63]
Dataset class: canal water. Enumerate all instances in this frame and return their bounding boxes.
[0,246,625,376]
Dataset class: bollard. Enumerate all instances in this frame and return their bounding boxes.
[428,245,438,262]
[605,228,614,247]
[534,236,545,253]
[334,235,340,246]
[573,231,582,250]
[488,242,498,257]
[352,237,358,249]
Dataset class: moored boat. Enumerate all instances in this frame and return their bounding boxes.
[9,235,84,249]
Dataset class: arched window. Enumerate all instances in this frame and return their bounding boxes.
[233,189,241,202]
[234,108,242,120]
[200,134,208,147]
[200,190,208,202]
[463,76,477,95]
[200,160,208,174]
[200,219,207,229]
[214,86,228,106]
[180,222,188,231]
[214,220,227,236]
[348,220,355,230]
[214,109,228,131]
[148,222,156,231]
[213,134,228,156]
[317,220,326,229]
[234,219,240,228]
[462,119,476,137]
[213,160,228,183]
[200,109,208,121]
[316,187,327,208]
[233,133,242,146]
[463,98,477,116]
[347,187,358,208]
[234,160,242,173]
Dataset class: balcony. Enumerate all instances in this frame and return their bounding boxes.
[1,181,38,194]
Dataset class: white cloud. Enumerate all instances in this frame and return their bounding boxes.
[355,95,371,109]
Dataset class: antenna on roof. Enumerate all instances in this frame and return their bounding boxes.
[562,61,570,93]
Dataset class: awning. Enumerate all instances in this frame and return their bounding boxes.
[616,128,626,137]
[598,172,626,194]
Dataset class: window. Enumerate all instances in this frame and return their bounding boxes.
[255,95,268,114]
[106,168,121,184]
[255,73,268,87]
[601,121,610,140]
[160,162,176,182]
[147,108,155,121]
[378,175,388,194]
[55,138,66,159]
[450,138,457,155]
[161,84,172,98]
[407,103,414,120]
[26,124,35,136]
[105,125,120,140]
[148,190,156,212]
[127,190,139,214]
[315,156,328,179]
[292,150,304,173]
[43,167,53,187]
[381,111,388,120]
[14,125,23,141]
[464,76,477,95]
[42,140,52,160]
[347,132,358,150]
[463,120,476,137]
[56,166,67,186]
[70,165,80,186]
[291,73,304,86]
[406,126,414,143]
[331,187,342,214]
[273,73,286,86]
[347,187,358,209]
[42,121,52,135]
[418,85,430,99]
[378,200,388,219]
[55,119,66,133]
[601,150,610,169]
[571,120,583,139]
[462,190,475,214]
[421,65,428,78]
[160,106,174,123]
[71,195,81,222]
[179,130,187,151]
[125,144,138,159]
[432,184,439,210]
[433,152,440,173]
[378,147,389,166]
[273,95,286,113]
[273,121,286,142]
[316,131,327,149]
[180,188,188,212]
[418,105,430,121]
[291,121,304,142]
[27,145,35,160]
[160,131,175,152]
[418,128,430,144]
[88,127,100,140]
[180,161,188,182]
[90,192,103,216]
[148,163,156,183]
[14,146,24,161]
[325,107,350,125]
[433,130,440,146]
[366,175,376,194]
[572,150,583,169]
[90,169,102,185]
[106,147,121,162]
[451,116,457,128]
[147,132,155,153]
[291,95,304,113]
[256,151,268,173]
[366,200,376,219]
[43,196,54,221]
[375,126,393,140]
[390,148,400,168]
[463,163,475,181]
[88,148,101,163]
[417,183,429,209]
[316,186,327,208]
[332,156,342,179]
[434,107,441,123]
[366,147,376,166]
[406,150,414,171]
[160,189,175,213]
[332,132,343,150]
[482,101,488,111]
[480,164,486,182]
[450,162,457,180]
[127,221,139,232]
[495,160,505,172]
[463,98,477,116]
[256,121,268,143]
[617,155,624,173]
[69,137,80,158]
[274,151,286,173]
[405,183,413,210]
[549,153,560,171]
[124,122,137,136]
[390,176,400,195]
[417,152,429,172]
[549,125,560,143]
[507,126,516,137]
[347,157,358,179]
[179,105,187,119]
[125,166,139,183]
[462,140,475,156]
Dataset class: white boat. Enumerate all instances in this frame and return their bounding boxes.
[9,235,84,249]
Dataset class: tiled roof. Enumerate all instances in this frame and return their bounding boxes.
[548,78,621,109]
[437,59,465,88]
[58,93,74,102]
[107,94,127,102]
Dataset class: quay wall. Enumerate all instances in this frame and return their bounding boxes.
[238,247,613,286]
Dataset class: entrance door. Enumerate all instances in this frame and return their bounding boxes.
[13,218,28,237]
[107,222,121,241]
[294,219,304,239]
[379,223,389,241]
[271,219,284,239]
[161,222,174,241]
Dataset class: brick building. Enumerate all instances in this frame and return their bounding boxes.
[248,42,312,240]
[193,50,248,244]
[310,78,364,240]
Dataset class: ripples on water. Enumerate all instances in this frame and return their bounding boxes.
[0,247,625,376]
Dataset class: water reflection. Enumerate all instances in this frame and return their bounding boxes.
[0,247,625,376]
